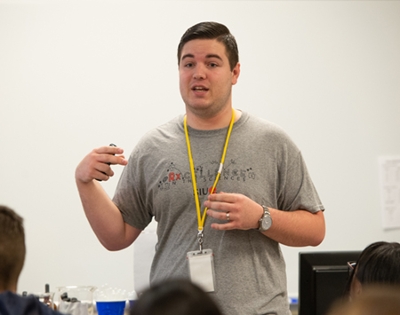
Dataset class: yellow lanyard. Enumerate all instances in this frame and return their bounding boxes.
[183,109,235,232]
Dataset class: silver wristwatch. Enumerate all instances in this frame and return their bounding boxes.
[258,205,272,232]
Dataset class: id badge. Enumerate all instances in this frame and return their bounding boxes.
[187,249,216,292]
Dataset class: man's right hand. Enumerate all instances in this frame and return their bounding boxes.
[75,145,128,183]
[74,145,137,251]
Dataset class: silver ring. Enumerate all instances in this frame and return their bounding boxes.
[226,212,230,221]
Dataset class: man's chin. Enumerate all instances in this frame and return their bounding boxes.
[186,103,212,113]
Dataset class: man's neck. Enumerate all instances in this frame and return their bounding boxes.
[185,108,241,130]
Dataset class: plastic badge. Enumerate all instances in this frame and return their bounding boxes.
[187,249,216,292]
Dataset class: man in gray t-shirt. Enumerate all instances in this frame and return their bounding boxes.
[75,21,325,315]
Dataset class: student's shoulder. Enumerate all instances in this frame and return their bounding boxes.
[0,291,64,315]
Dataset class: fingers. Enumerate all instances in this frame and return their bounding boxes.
[204,192,237,214]
[75,146,128,183]
[96,146,128,166]
[207,209,234,231]
[94,146,128,181]
[207,208,233,222]
[93,160,116,182]
[205,194,236,231]
[205,192,261,231]
[207,191,232,202]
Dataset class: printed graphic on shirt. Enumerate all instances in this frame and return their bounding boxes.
[157,159,256,194]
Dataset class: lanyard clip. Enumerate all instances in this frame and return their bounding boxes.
[197,230,204,252]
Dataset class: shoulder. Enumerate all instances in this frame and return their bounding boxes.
[138,115,183,144]
[130,115,184,157]
[144,115,183,137]
[237,111,298,147]
[0,291,63,315]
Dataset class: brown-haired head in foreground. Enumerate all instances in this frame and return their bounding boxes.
[345,241,400,299]
[0,205,26,292]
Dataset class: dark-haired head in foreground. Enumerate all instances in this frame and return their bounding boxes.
[130,279,222,315]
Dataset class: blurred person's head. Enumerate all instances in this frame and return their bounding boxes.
[346,241,400,299]
[0,205,26,292]
[130,278,222,315]
[328,285,400,315]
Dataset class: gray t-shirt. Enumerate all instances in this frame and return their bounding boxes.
[113,111,324,315]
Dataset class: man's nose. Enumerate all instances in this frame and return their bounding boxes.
[193,65,206,80]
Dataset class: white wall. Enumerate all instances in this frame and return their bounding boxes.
[1,0,400,298]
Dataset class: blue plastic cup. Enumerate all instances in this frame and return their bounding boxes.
[96,301,125,315]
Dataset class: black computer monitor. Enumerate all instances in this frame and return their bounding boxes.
[298,251,361,315]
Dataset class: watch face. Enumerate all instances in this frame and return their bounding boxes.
[261,216,272,231]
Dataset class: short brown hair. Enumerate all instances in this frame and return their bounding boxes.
[177,21,239,71]
[0,205,26,290]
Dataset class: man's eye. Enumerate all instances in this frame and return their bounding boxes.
[184,62,194,68]
[209,63,218,68]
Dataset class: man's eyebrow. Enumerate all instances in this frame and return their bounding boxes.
[181,53,194,61]
[205,54,223,61]
[181,53,223,61]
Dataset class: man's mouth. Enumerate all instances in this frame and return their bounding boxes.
[192,86,209,91]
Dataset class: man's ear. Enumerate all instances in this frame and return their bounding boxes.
[231,63,240,85]
[350,278,363,300]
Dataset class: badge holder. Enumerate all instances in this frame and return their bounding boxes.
[186,231,216,292]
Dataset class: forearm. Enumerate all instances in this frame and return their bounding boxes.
[264,209,325,247]
[76,179,139,250]
[205,193,325,247]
